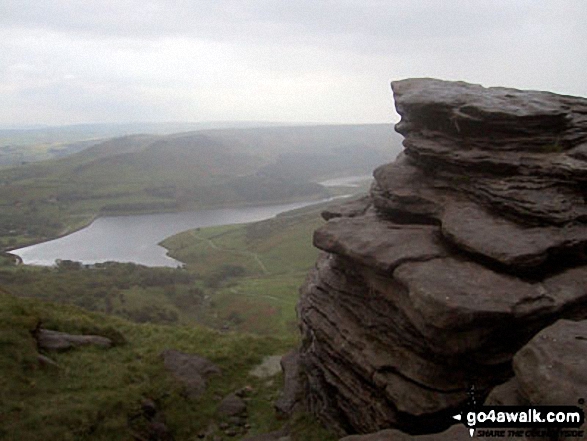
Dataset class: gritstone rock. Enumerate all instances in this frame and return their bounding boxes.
[297,78,587,436]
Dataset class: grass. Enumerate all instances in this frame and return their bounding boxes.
[209,273,305,335]
[160,205,328,335]
[161,206,325,275]
[0,288,336,441]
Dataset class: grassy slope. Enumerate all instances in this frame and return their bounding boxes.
[0,288,336,441]
[160,203,330,336]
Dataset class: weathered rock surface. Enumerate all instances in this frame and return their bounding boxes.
[249,355,283,378]
[36,328,112,351]
[297,79,587,436]
[274,349,302,416]
[322,195,372,221]
[161,349,221,399]
[513,319,587,406]
[483,319,587,440]
[217,392,247,417]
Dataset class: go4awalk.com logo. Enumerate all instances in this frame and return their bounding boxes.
[453,405,585,438]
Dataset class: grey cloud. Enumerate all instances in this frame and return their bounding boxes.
[0,1,554,43]
[0,0,586,125]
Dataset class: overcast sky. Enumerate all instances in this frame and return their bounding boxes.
[1,0,586,126]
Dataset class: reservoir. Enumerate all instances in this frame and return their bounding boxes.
[12,197,345,267]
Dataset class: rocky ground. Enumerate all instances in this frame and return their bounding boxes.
[296,78,587,439]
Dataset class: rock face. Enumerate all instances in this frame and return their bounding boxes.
[297,78,587,435]
[486,319,587,408]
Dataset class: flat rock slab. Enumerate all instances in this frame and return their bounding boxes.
[161,349,221,399]
[470,176,587,225]
[393,257,542,332]
[371,158,447,222]
[313,215,447,273]
[441,200,587,270]
[391,78,580,145]
[322,195,372,221]
[514,319,587,406]
[36,329,112,351]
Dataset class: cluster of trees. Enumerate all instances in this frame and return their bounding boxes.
[0,209,62,248]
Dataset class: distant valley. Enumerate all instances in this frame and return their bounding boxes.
[0,124,402,249]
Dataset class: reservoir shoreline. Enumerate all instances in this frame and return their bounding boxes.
[11,194,351,268]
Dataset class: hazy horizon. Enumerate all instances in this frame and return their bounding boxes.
[0,120,396,131]
[2,1,586,126]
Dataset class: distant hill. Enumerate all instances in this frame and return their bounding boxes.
[0,124,403,248]
[0,121,293,166]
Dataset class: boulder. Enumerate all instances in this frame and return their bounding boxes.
[513,319,587,406]
[36,329,112,351]
[217,393,247,418]
[313,214,447,274]
[274,349,302,416]
[160,349,220,399]
[322,195,372,221]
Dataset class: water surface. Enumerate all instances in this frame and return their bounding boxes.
[13,198,341,267]
[318,175,372,187]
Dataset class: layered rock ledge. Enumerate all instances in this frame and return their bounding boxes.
[297,78,587,436]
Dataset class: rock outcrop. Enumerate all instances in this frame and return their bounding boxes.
[274,349,302,416]
[486,319,587,435]
[36,328,113,351]
[297,78,587,435]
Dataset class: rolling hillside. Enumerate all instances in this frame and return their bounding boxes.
[0,124,401,248]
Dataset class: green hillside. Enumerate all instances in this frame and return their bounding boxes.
[0,121,287,166]
[0,124,398,249]
[0,288,335,441]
